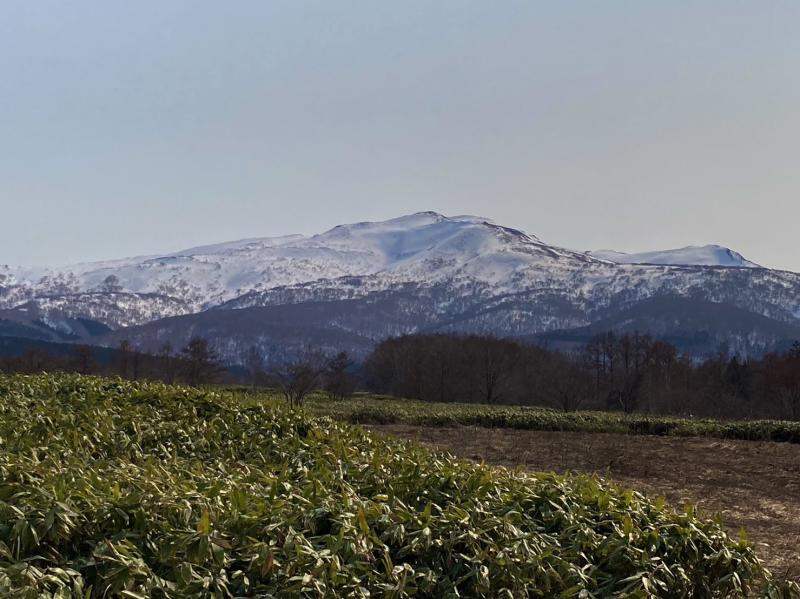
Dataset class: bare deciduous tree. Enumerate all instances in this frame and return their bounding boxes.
[269,352,324,409]
[158,342,177,384]
[324,351,355,401]
[245,346,265,388]
[116,340,132,378]
[543,353,590,412]
[181,337,223,386]
[73,345,96,375]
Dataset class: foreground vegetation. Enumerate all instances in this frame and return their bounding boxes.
[0,375,796,597]
[368,424,800,583]
[306,393,800,445]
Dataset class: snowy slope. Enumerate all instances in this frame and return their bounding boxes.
[1,213,601,315]
[589,245,760,268]
[2,212,798,354]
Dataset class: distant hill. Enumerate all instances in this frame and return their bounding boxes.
[529,296,800,356]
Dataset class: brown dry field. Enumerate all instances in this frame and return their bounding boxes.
[369,424,800,580]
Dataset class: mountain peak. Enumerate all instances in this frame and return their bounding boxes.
[324,211,500,232]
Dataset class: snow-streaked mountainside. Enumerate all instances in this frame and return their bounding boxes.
[589,245,760,268]
[0,212,599,316]
[2,212,799,359]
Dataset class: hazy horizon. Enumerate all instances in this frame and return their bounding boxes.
[2,2,799,271]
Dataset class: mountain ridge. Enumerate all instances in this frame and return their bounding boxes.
[2,212,798,360]
[588,245,760,268]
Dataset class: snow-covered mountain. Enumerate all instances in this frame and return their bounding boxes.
[589,245,759,268]
[1,212,600,319]
[2,212,799,358]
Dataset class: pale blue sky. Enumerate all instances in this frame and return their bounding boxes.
[2,2,799,270]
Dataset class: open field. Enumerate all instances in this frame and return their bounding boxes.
[1,375,794,597]
[303,393,800,444]
[368,424,800,582]
[303,393,800,584]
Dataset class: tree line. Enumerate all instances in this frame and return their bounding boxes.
[0,339,223,386]
[2,332,799,420]
[0,338,357,407]
[364,333,800,420]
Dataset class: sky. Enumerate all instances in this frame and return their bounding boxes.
[2,2,799,271]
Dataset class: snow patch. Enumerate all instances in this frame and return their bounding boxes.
[589,245,759,268]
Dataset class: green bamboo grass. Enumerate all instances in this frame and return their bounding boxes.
[0,375,795,597]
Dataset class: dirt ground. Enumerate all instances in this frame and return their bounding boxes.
[369,424,800,580]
